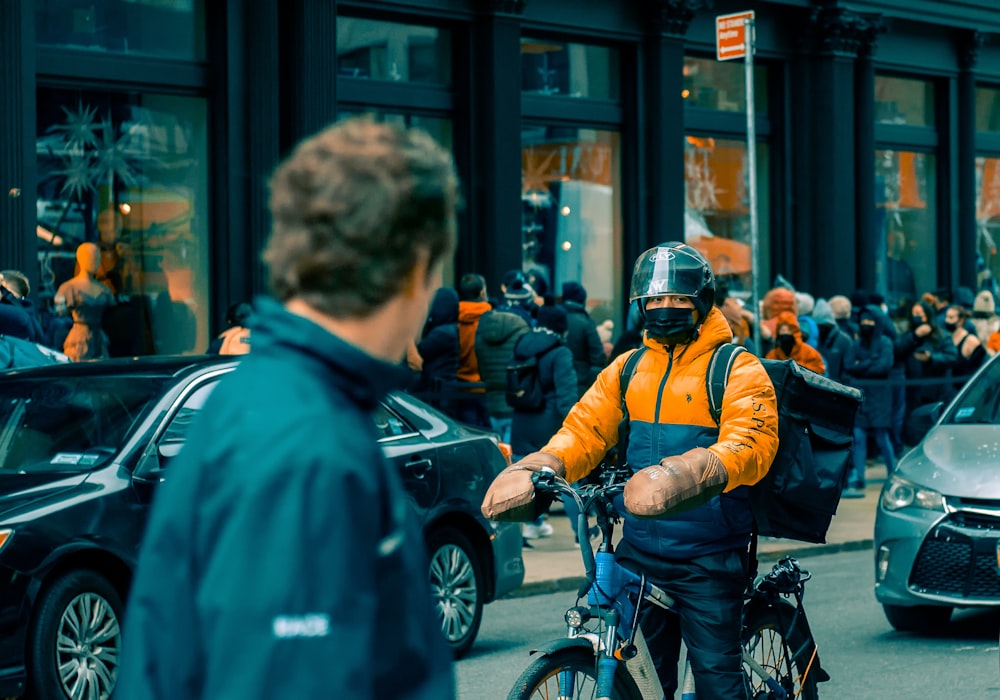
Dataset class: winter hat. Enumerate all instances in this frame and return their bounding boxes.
[973,290,996,315]
[828,295,852,320]
[794,291,815,316]
[812,298,836,326]
[504,278,535,303]
[850,289,871,311]
[954,286,976,310]
[503,269,526,290]
[536,304,568,335]
[762,287,797,320]
[561,281,587,305]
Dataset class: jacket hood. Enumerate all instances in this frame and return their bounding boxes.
[812,299,835,326]
[858,304,887,338]
[478,309,529,345]
[774,311,802,340]
[514,327,563,359]
[457,300,491,325]
[763,288,797,319]
[424,288,459,331]
[974,290,996,315]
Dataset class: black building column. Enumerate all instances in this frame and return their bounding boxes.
[470,1,524,293]
[854,15,886,295]
[279,0,338,152]
[0,1,36,286]
[642,1,702,254]
[799,8,867,298]
[956,30,984,292]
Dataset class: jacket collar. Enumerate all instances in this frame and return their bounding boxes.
[642,306,733,362]
[249,296,414,409]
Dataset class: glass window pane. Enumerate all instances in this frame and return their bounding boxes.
[976,156,1000,298]
[875,149,936,310]
[682,56,767,115]
[522,127,623,333]
[683,136,769,301]
[875,76,935,126]
[337,17,451,85]
[37,88,210,358]
[521,39,620,100]
[976,87,1000,133]
[35,0,205,61]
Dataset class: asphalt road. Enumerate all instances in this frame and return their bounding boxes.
[455,548,1000,698]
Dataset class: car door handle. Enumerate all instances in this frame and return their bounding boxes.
[404,458,432,479]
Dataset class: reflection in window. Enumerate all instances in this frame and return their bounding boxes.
[521,127,622,330]
[976,156,1000,298]
[976,87,1000,133]
[875,149,936,310]
[875,76,935,126]
[683,136,769,299]
[36,88,210,357]
[337,17,451,84]
[520,39,619,100]
[35,0,205,60]
[682,57,767,114]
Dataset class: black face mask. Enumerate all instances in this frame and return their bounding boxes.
[818,324,833,343]
[777,333,795,356]
[911,316,926,329]
[859,324,876,340]
[645,306,698,345]
[943,321,958,332]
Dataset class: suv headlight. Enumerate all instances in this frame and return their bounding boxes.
[881,474,944,512]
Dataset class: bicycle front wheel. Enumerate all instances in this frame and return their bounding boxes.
[507,648,642,700]
[742,604,819,700]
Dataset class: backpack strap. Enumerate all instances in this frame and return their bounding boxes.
[615,347,647,469]
[706,343,747,426]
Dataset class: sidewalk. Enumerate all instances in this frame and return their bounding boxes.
[507,464,886,598]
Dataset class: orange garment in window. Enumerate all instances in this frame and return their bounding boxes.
[765,311,826,375]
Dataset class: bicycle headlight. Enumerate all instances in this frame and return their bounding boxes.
[880,474,944,512]
[565,606,590,629]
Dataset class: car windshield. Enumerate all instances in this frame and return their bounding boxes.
[0,376,170,473]
[944,356,1000,425]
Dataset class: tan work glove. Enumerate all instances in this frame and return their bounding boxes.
[480,452,566,522]
[623,447,728,518]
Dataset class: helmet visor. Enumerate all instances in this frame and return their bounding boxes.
[629,246,707,302]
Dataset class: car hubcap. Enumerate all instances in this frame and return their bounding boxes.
[429,543,477,643]
[56,592,121,700]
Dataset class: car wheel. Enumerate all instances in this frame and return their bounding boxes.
[28,569,124,700]
[882,603,952,632]
[427,527,484,658]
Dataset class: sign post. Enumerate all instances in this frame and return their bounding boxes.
[716,11,761,352]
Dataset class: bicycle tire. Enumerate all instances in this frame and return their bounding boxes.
[742,603,820,700]
[507,647,643,700]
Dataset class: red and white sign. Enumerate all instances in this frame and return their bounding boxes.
[716,11,755,61]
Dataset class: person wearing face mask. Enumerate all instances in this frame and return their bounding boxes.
[764,311,827,375]
[482,241,779,700]
[811,298,853,382]
[842,306,897,498]
[894,300,958,438]
[944,304,986,386]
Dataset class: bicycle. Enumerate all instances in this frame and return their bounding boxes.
[507,466,829,700]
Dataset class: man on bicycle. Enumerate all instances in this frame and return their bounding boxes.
[483,242,779,699]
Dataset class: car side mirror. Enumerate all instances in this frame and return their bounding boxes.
[905,402,943,445]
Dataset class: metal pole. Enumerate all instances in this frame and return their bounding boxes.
[745,17,761,353]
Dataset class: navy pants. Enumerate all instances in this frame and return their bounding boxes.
[616,542,750,700]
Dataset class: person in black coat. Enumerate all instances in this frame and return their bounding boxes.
[560,281,606,399]
[413,287,461,418]
[894,300,958,438]
[843,305,896,497]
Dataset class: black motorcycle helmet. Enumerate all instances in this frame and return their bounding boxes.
[629,241,716,321]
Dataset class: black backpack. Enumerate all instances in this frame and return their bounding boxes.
[506,347,553,413]
[620,344,863,543]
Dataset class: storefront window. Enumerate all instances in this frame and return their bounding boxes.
[36,88,209,357]
[35,0,205,60]
[337,18,451,85]
[976,87,1000,132]
[683,136,769,299]
[875,76,935,126]
[521,127,622,330]
[682,57,767,114]
[975,156,1000,297]
[520,39,619,100]
[875,149,936,310]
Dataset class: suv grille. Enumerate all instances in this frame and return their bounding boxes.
[909,514,1000,599]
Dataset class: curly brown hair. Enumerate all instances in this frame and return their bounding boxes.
[264,117,459,318]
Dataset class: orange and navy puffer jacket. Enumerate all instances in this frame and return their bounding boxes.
[542,306,779,559]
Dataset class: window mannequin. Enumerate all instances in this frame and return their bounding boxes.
[55,242,113,361]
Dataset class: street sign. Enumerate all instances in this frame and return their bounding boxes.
[716,11,755,61]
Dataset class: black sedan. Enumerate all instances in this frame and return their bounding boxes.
[0,355,522,699]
